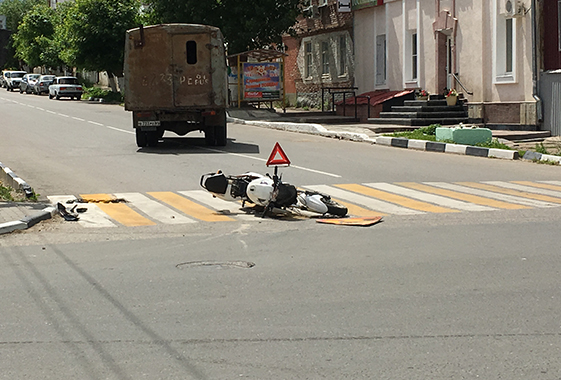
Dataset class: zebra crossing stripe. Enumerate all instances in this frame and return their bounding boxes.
[484,181,561,199]
[427,182,557,208]
[47,195,117,228]
[147,191,235,222]
[341,183,458,213]
[540,180,561,187]
[178,190,256,220]
[307,185,422,215]
[114,193,196,224]
[372,182,494,212]
[517,181,561,192]
[411,182,529,210]
[79,194,155,227]
[458,182,561,205]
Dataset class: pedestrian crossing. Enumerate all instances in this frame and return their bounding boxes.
[47,181,561,228]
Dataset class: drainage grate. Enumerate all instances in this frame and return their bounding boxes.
[176,261,255,269]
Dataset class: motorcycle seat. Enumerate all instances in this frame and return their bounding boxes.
[204,173,228,194]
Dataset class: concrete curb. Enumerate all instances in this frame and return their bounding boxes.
[376,136,520,160]
[0,161,34,197]
[227,117,376,144]
[0,206,56,235]
[522,151,561,164]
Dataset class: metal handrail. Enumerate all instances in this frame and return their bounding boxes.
[451,73,473,96]
[321,86,359,112]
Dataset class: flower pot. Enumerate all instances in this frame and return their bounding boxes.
[446,95,457,106]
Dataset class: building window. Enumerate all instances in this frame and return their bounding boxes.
[339,35,347,76]
[321,41,330,75]
[558,0,561,51]
[506,18,513,73]
[494,12,516,83]
[305,42,313,78]
[411,33,418,80]
[376,34,386,85]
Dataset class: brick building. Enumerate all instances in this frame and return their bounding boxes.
[282,0,354,108]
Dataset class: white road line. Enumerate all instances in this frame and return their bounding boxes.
[106,126,134,134]
[364,183,495,212]
[425,182,558,208]
[179,190,256,220]
[58,113,69,117]
[47,195,117,228]
[484,181,561,198]
[88,121,103,126]
[114,192,196,224]
[27,105,35,108]
[200,147,341,178]
[540,181,561,186]
[305,184,423,215]
[36,107,45,111]
[47,110,56,114]
[72,116,85,121]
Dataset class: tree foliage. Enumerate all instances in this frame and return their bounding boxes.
[58,0,141,76]
[0,0,44,32]
[146,0,303,54]
[13,4,57,68]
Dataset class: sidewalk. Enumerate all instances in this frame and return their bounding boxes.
[1,108,559,234]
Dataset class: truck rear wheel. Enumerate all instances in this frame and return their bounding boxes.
[136,129,147,147]
[214,124,227,146]
[205,127,216,146]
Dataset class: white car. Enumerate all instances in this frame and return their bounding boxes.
[48,76,83,100]
[4,71,27,92]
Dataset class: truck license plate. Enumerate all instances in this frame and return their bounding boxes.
[137,120,161,127]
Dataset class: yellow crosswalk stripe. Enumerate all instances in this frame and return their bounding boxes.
[79,193,156,226]
[512,181,561,192]
[148,191,235,222]
[396,182,529,210]
[336,184,458,213]
[456,182,561,204]
[335,199,387,217]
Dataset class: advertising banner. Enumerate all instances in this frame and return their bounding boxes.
[243,62,281,101]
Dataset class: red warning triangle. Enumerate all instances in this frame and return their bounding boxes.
[266,142,291,166]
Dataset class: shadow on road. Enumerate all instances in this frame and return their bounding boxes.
[136,137,260,155]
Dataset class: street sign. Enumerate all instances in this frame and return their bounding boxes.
[266,142,291,166]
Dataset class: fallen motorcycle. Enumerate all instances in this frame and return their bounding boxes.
[200,168,348,218]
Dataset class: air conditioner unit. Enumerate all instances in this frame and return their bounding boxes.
[504,0,525,18]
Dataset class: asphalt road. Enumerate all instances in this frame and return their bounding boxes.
[1,90,561,379]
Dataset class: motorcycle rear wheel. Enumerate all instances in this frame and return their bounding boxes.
[321,197,347,217]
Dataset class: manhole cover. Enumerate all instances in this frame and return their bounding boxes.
[176,261,255,269]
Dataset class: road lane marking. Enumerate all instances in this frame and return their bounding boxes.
[371,182,494,212]
[148,191,235,222]
[485,181,561,198]
[114,192,196,224]
[406,182,529,210]
[427,182,557,208]
[339,183,458,213]
[88,121,103,126]
[106,126,134,134]
[58,113,69,117]
[458,182,561,205]
[308,185,420,215]
[79,193,156,226]
[72,116,85,121]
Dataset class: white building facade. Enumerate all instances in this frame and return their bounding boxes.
[353,0,540,129]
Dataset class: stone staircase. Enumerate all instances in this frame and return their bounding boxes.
[367,97,479,127]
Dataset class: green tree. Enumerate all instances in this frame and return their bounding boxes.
[0,0,44,32]
[146,0,303,54]
[13,4,57,68]
[58,0,141,90]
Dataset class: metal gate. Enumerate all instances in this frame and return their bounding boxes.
[540,71,561,136]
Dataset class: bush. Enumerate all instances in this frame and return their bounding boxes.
[82,86,123,103]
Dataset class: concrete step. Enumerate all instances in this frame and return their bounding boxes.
[367,117,470,126]
[380,111,468,119]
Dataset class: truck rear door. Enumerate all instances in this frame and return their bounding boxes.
[171,33,213,108]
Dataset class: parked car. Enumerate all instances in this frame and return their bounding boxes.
[0,70,9,88]
[19,73,41,94]
[48,76,83,100]
[32,74,56,95]
[5,71,27,91]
